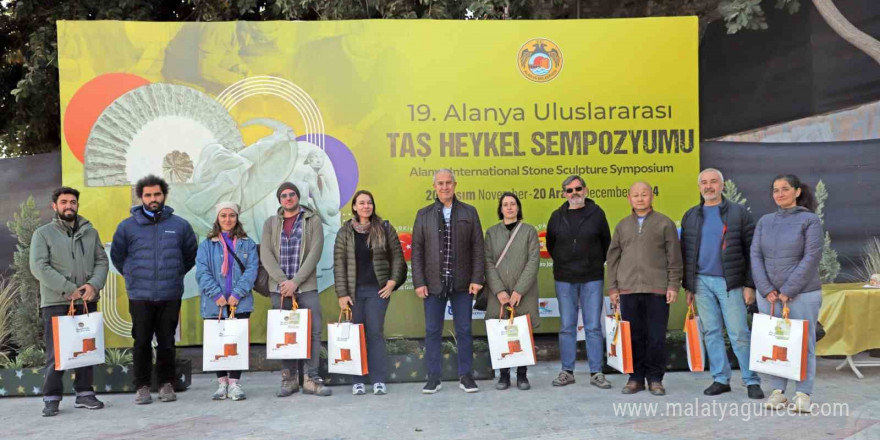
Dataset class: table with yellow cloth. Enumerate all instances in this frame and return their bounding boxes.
[816,283,880,378]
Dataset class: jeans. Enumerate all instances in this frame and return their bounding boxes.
[424,291,473,378]
[619,293,669,383]
[271,291,323,378]
[205,310,251,381]
[555,280,605,373]
[352,284,390,384]
[41,305,96,402]
[129,299,181,389]
[756,289,821,395]
[695,275,760,386]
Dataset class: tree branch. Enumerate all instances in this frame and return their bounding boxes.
[813,0,880,66]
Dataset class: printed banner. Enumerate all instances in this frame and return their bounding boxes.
[57,19,699,345]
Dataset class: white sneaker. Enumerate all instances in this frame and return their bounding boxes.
[212,382,228,400]
[227,383,246,401]
[352,383,366,395]
[764,389,787,410]
[373,383,387,395]
[792,392,812,413]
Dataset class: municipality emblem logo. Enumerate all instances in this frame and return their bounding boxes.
[518,38,563,83]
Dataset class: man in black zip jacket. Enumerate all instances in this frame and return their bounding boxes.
[680,168,763,400]
[545,175,612,389]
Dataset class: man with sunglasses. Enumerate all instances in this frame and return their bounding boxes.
[261,182,331,397]
[545,175,612,389]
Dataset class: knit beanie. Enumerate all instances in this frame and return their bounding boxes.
[214,201,241,218]
[276,182,301,202]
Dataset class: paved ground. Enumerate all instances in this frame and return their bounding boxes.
[1,354,879,440]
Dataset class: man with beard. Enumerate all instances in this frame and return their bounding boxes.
[680,168,763,399]
[545,175,612,389]
[30,187,109,416]
[260,182,330,397]
[111,175,198,405]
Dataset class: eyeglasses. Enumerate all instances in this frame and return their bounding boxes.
[565,186,583,194]
[280,192,298,199]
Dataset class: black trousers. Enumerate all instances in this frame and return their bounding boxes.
[619,293,669,383]
[129,299,181,388]
[42,304,96,401]
[205,310,251,380]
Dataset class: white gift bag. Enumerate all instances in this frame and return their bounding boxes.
[52,301,105,370]
[604,310,633,374]
[749,304,808,381]
[266,300,312,360]
[203,311,250,372]
[327,309,368,376]
[486,307,537,370]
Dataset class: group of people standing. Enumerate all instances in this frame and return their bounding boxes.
[28,167,824,416]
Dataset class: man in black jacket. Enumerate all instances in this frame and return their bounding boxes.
[412,169,485,394]
[545,175,612,389]
[680,168,763,399]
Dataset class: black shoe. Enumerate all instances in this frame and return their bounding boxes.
[747,385,765,400]
[74,395,105,410]
[459,375,479,393]
[42,401,60,417]
[703,382,732,396]
[516,376,531,390]
[422,378,442,394]
[496,374,511,390]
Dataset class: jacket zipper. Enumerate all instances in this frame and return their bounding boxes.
[154,221,159,293]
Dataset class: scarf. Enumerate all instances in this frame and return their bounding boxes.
[218,232,238,277]
[352,220,371,235]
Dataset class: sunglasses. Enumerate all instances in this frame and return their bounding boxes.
[565,186,583,194]
[280,192,298,199]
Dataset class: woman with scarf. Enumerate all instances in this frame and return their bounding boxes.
[334,190,407,395]
[196,202,259,401]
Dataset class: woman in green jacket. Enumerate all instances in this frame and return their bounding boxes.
[334,190,407,395]
[484,192,541,390]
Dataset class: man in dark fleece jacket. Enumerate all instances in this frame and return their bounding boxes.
[545,175,612,390]
[111,175,197,406]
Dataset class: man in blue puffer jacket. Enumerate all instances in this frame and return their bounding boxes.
[111,175,198,405]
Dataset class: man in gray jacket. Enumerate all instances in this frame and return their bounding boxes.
[29,187,109,417]
[261,182,330,397]
[412,169,485,394]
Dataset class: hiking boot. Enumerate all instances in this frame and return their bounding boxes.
[496,373,511,390]
[590,373,613,389]
[648,381,666,396]
[747,384,765,400]
[764,389,787,410]
[552,371,576,387]
[276,369,299,397]
[703,382,731,396]
[792,392,813,413]
[373,383,388,395]
[621,380,645,395]
[352,383,366,395]
[459,374,479,393]
[303,376,332,396]
[516,375,531,390]
[135,386,152,405]
[158,383,177,402]
[422,378,442,394]
[227,383,246,401]
[212,382,228,400]
[42,401,60,417]
[74,394,104,409]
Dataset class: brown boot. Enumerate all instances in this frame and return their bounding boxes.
[276,369,300,397]
[621,380,645,395]
[303,376,332,396]
[648,381,666,396]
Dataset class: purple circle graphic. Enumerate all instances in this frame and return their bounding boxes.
[297,134,358,209]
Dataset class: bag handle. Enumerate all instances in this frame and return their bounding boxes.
[217,304,238,320]
[337,306,352,323]
[68,298,90,316]
[494,223,523,269]
[683,303,696,327]
[499,305,516,324]
[768,301,791,324]
[277,297,299,311]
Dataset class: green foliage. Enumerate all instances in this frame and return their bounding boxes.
[719,0,801,34]
[722,179,750,210]
[6,196,44,350]
[105,348,134,367]
[0,277,17,352]
[385,338,421,355]
[814,180,840,283]
[472,337,489,353]
[856,237,880,282]
[1,345,46,369]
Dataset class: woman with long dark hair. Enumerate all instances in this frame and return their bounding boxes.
[751,174,823,413]
[196,202,259,401]
[333,190,407,395]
